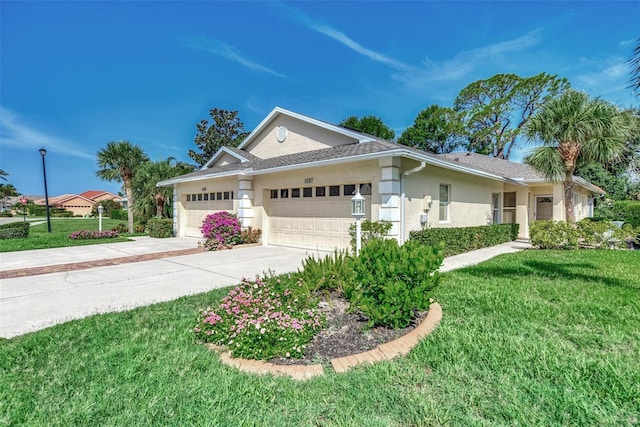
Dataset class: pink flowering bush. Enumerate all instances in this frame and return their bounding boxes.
[69,230,119,240]
[200,211,242,251]
[194,274,324,360]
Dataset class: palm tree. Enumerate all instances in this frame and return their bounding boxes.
[132,157,195,220]
[524,90,633,223]
[0,169,8,181]
[96,140,149,233]
[0,183,18,212]
[628,38,640,92]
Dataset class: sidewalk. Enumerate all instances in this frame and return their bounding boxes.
[0,238,531,339]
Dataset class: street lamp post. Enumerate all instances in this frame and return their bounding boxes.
[38,148,52,233]
[351,187,366,256]
[98,204,104,232]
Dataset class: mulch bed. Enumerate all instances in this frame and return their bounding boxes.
[270,292,427,366]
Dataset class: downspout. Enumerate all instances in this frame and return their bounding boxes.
[400,162,426,244]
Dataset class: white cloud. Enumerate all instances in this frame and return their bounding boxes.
[0,106,94,160]
[278,2,412,71]
[573,56,633,101]
[400,30,542,85]
[310,24,413,71]
[183,35,285,78]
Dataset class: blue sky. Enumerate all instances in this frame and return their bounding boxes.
[1,1,638,197]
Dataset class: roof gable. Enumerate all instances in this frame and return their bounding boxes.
[235,107,375,160]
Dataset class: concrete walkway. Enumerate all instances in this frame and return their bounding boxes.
[0,237,531,339]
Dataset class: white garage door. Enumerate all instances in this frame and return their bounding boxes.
[267,196,355,251]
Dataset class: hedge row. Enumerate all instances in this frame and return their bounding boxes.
[595,200,640,227]
[0,222,30,239]
[409,223,519,257]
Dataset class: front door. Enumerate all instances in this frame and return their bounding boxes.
[536,196,553,220]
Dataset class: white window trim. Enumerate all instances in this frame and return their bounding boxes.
[439,184,450,223]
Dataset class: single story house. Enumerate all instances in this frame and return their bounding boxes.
[33,190,120,217]
[159,107,603,251]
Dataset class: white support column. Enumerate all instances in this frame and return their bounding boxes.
[378,157,401,242]
[172,184,178,237]
[237,176,254,228]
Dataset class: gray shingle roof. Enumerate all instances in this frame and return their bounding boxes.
[438,151,545,180]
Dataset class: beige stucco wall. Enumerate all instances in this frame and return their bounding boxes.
[243,116,358,159]
[59,196,93,217]
[175,177,238,237]
[404,161,505,240]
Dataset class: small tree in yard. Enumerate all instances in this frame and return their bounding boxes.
[96,140,149,233]
[525,90,634,223]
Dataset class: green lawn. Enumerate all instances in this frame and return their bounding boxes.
[1,250,638,426]
[0,218,133,252]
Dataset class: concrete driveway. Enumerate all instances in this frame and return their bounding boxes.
[1,237,329,338]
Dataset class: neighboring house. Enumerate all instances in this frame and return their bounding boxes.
[34,190,120,217]
[158,107,604,251]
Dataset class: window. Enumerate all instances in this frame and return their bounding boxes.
[192,194,197,201]
[216,192,222,200]
[209,193,216,200]
[344,184,356,196]
[223,191,230,200]
[502,192,516,224]
[439,184,450,222]
[329,185,340,196]
[280,189,289,198]
[270,189,278,199]
[303,187,312,197]
[197,194,203,201]
[203,193,209,201]
[316,186,326,197]
[291,188,300,198]
[491,193,501,224]
[359,183,372,195]
[186,194,191,202]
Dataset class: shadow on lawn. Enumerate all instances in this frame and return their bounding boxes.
[457,259,630,289]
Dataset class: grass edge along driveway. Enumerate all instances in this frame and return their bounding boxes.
[1,249,639,426]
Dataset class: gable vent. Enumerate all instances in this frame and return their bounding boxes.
[277,126,288,142]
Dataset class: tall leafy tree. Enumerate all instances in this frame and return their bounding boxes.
[189,108,249,168]
[397,105,466,153]
[0,183,18,212]
[524,90,633,223]
[96,140,149,233]
[132,157,195,220]
[339,115,395,140]
[454,73,570,159]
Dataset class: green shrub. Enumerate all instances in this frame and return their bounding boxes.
[297,250,355,295]
[0,212,13,217]
[133,222,146,233]
[111,223,128,234]
[576,219,611,248]
[51,208,73,217]
[348,220,392,253]
[0,221,30,239]
[349,239,444,329]
[624,202,640,227]
[529,220,579,250]
[147,218,173,238]
[596,199,640,226]
[109,209,128,220]
[409,223,519,257]
[239,227,262,244]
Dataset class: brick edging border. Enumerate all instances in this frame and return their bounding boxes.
[206,302,442,381]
